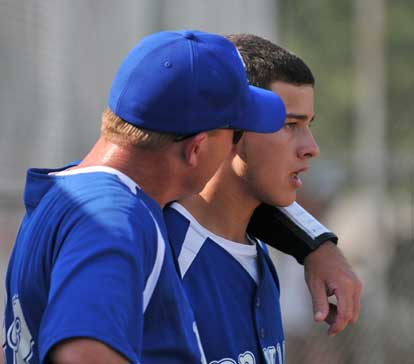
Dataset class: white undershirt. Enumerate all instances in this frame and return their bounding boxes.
[171,203,260,284]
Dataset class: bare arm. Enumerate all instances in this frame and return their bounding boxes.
[248,203,338,263]
[248,203,362,336]
[47,338,130,364]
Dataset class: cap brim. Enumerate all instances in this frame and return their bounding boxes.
[234,85,286,133]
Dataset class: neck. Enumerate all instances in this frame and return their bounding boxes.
[180,162,260,244]
[77,137,178,207]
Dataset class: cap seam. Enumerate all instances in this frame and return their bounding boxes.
[188,37,197,133]
[115,37,183,116]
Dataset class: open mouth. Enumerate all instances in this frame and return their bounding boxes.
[291,167,308,187]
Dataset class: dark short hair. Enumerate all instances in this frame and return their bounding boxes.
[226,34,315,90]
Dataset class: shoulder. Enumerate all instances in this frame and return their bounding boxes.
[48,177,161,271]
[54,173,154,230]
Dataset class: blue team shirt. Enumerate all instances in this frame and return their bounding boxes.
[164,203,285,364]
[3,164,204,364]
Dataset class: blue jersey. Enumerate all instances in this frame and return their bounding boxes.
[164,203,285,364]
[3,165,204,364]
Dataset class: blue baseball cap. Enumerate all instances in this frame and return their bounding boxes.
[109,30,286,134]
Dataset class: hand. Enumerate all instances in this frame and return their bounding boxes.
[304,241,363,336]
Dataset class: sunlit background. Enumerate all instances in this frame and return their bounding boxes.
[1,1,413,363]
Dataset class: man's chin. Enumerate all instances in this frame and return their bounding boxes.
[264,194,296,208]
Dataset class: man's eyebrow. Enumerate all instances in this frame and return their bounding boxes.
[286,113,315,122]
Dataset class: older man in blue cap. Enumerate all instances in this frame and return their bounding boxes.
[3,30,286,364]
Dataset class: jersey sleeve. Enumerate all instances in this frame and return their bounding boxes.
[247,202,338,264]
[38,202,153,364]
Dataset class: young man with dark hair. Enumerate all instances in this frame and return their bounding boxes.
[231,34,362,336]
[164,34,361,364]
[2,30,287,364]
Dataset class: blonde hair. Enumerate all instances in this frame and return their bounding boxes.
[101,107,176,149]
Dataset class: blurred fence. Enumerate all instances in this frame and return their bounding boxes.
[1,1,413,364]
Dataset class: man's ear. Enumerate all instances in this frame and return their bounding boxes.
[182,132,208,167]
[234,132,246,159]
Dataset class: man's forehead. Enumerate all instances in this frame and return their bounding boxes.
[286,113,315,122]
[269,81,314,112]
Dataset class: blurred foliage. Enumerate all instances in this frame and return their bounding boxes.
[279,0,354,153]
[387,0,414,154]
[278,0,413,156]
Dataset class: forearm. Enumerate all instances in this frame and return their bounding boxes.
[247,202,338,263]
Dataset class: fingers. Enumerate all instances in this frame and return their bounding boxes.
[324,277,363,336]
[351,279,363,324]
[304,242,363,336]
[324,303,337,326]
[327,281,354,336]
[330,275,363,335]
[310,281,330,323]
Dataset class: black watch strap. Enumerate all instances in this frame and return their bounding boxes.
[247,202,338,264]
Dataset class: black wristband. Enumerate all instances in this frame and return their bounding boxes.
[247,203,338,264]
